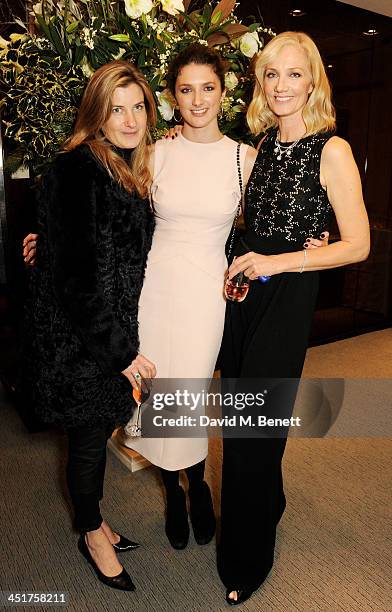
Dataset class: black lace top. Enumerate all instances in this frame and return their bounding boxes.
[245,128,334,247]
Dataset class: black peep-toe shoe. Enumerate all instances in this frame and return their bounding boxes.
[225,588,255,606]
[78,535,136,591]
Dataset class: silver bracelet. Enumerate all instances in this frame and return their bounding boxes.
[299,248,307,273]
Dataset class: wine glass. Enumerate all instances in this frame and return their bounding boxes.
[224,271,250,302]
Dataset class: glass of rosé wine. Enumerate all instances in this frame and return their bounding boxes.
[224,272,250,302]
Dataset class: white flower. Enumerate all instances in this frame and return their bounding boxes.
[160,0,184,16]
[32,2,42,15]
[239,31,260,58]
[124,0,153,19]
[225,71,239,91]
[156,90,175,121]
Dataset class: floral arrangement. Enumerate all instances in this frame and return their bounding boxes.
[0,0,275,172]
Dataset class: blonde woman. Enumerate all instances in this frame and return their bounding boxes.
[23,61,157,592]
[218,32,370,605]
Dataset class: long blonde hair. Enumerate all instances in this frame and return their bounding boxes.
[247,31,336,136]
[64,61,156,198]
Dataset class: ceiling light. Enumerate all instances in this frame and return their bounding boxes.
[363,28,379,36]
[289,9,306,17]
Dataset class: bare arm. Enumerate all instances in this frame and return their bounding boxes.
[229,136,370,279]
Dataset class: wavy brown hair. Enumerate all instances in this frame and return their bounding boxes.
[247,31,336,137]
[64,61,157,198]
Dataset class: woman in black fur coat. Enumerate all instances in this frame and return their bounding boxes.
[23,61,157,592]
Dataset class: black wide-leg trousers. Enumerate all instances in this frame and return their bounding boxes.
[66,421,115,533]
[217,265,319,591]
[217,436,287,591]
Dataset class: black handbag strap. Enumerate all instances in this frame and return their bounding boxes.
[226,143,244,263]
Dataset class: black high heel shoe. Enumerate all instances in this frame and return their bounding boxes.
[225,588,254,606]
[78,535,135,591]
[189,481,216,545]
[112,534,141,552]
[165,486,189,549]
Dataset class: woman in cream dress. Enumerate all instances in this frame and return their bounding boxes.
[126,132,247,467]
[124,44,256,550]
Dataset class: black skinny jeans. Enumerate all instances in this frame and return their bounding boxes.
[66,421,115,533]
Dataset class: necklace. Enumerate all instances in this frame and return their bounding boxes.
[274,132,301,161]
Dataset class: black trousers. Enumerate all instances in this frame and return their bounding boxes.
[218,258,318,591]
[217,436,287,592]
[66,421,114,533]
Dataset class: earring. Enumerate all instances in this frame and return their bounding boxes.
[173,107,182,123]
[219,100,225,120]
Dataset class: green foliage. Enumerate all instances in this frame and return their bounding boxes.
[1,37,86,171]
[0,0,275,172]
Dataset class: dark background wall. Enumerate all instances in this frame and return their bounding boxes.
[238,0,392,342]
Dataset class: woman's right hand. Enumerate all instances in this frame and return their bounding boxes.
[23,233,38,265]
[122,354,157,391]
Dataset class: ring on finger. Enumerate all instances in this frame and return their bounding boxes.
[134,372,141,381]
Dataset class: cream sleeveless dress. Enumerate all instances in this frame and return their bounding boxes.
[124,133,248,470]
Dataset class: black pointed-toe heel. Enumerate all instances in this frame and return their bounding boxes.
[165,486,189,550]
[113,534,141,552]
[78,535,136,591]
[225,588,254,606]
[189,481,216,545]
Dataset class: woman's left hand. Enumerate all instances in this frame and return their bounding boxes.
[163,125,183,139]
[304,231,330,249]
[228,252,280,281]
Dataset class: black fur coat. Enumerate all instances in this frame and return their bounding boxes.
[23,145,155,427]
